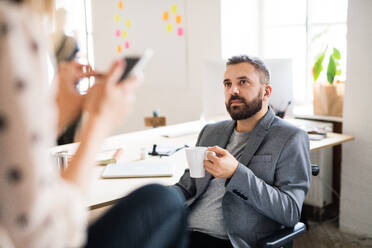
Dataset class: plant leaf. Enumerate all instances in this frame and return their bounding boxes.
[336,69,342,76]
[333,48,341,60]
[327,56,336,84]
[313,49,327,82]
[311,29,328,42]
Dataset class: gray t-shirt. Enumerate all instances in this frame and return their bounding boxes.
[188,129,251,239]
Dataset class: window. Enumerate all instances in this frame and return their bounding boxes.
[221,0,348,105]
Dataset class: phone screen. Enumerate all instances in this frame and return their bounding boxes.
[118,56,140,82]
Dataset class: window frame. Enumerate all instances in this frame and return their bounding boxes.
[261,0,347,105]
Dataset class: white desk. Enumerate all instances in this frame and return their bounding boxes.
[50,119,354,210]
[293,105,343,122]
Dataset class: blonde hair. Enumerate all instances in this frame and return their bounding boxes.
[22,0,55,15]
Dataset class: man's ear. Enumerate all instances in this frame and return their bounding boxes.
[263,84,272,100]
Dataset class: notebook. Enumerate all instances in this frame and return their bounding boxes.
[101,159,174,178]
[96,149,119,165]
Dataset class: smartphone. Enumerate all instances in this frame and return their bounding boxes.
[118,49,153,83]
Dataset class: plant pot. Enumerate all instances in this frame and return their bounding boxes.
[313,81,345,117]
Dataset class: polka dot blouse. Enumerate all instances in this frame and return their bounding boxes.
[0,2,87,248]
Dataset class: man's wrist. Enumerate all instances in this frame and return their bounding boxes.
[228,161,239,178]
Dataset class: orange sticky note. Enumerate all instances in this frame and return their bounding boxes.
[176,15,182,24]
[167,24,172,32]
[118,1,123,9]
[125,19,131,28]
[115,15,120,22]
[115,29,120,37]
[163,11,169,21]
[117,45,122,53]
[125,41,130,49]
[122,30,127,38]
[171,4,177,14]
[177,27,183,36]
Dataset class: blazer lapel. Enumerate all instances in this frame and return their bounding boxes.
[238,126,268,166]
[203,120,236,149]
[239,108,276,166]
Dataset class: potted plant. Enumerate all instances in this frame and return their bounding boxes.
[312,46,345,117]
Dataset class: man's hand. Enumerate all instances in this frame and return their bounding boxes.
[204,146,239,179]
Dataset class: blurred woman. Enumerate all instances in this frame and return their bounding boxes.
[51,8,79,63]
[51,7,85,145]
[0,1,188,247]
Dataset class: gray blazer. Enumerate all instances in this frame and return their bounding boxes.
[175,109,311,247]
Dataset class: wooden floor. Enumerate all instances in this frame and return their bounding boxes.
[294,218,372,248]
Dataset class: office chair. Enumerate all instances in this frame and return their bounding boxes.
[257,164,319,248]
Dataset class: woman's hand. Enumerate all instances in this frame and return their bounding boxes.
[83,59,142,132]
[56,61,95,134]
[61,60,141,189]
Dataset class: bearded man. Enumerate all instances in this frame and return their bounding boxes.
[174,55,312,248]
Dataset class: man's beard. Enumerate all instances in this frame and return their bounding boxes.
[225,91,263,120]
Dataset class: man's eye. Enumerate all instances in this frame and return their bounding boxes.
[224,82,231,87]
[240,79,248,85]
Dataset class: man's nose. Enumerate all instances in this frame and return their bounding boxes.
[230,85,239,94]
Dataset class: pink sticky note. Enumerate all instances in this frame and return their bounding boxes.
[115,29,120,37]
[125,41,130,49]
[177,27,183,36]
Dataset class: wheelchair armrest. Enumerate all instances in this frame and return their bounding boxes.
[257,222,306,248]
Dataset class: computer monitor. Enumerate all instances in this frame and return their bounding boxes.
[201,58,293,120]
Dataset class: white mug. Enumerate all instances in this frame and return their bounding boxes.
[185,147,215,178]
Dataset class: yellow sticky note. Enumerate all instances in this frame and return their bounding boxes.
[122,30,127,38]
[163,11,169,21]
[167,24,172,32]
[176,15,182,24]
[125,19,131,28]
[117,45,122,53]
[171,4,177,14]
[118,1,123,9]
[115,15,120,22]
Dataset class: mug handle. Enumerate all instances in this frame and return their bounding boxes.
[204,151,216,160]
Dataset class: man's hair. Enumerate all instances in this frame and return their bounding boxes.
[226,55,270,85]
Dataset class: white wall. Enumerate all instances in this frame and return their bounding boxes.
[113,0,222,134]
[339,0,372,237]
[220,0,260,58]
